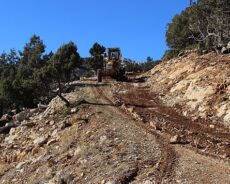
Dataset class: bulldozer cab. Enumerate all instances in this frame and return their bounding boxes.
[108,48,121,61]
[97,47,126,82]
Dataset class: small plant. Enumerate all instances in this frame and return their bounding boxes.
[63,107,71,117]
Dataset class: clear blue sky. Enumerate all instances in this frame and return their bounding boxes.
[0,0,189,61]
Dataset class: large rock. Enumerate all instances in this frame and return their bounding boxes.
[0,122,18,134]
[0,114,12,125]
[144,180,154,184]
[29,108,40,114]
[13,109,31,122]
[47,139,56,146]
[227,42,230,49]
[74,147,82,156]
[37,103,48,110]
[5,134,18,144]
[149,121,162,131]
[16,160,29,169]
[71,107,78,113]
[170,135,181,144]
[221,47,228,54]
[33,136,48,147]
[105,181,116,184]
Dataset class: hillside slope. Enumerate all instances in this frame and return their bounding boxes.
[0,83,162,183]
[147,52,230,127]
[0,80,229,183]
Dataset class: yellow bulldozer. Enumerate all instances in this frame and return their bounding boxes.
[97,48,126,82]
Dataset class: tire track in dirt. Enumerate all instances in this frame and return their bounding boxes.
[93,85,177,184]
[117,82,230,161]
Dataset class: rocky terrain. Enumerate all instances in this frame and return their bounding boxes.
[0,82,164,184]
[147,52,230,127]
[0,57,229,183]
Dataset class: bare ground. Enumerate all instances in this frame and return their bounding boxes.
[0,79,229,184]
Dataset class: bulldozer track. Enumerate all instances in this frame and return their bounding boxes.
[115,83,230,160]
[93,86,177,183]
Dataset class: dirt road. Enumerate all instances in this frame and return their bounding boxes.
[92,79,230,183]
[0,79,229,184]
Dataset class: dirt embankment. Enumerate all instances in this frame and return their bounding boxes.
[146,52,230,127]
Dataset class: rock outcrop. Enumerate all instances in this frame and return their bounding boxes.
[147,52,230,127]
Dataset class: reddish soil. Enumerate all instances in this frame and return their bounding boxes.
[94,86,177,183]
[113,82,230,160]
[94,79,230,183]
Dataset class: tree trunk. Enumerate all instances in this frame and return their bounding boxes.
[57,80,70,107]
[57,94,70,107]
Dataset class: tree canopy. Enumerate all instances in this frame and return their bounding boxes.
[89,42,106,72]
[0,36,82,114]
[50,41,81,83]
[164,0,230,60]
[20,35,46,68]
[0,35,161,116]
[89,42,106,57]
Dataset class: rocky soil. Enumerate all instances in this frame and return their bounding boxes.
[0,72,229,183]
[0,82,163,184]
[147,52,230,127]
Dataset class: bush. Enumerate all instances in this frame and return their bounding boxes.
[63,107,71,117]
[162,50,179,61]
